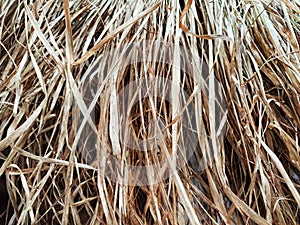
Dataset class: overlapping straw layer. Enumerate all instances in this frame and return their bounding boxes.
[0,0,300,224]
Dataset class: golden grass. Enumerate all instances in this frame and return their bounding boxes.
[0,0,300,224]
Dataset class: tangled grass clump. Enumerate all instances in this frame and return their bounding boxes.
[0,0,300,224]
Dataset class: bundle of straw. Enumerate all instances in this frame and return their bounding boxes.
[0,0,299,224]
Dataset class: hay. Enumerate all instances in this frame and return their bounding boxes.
[0,0,300,224]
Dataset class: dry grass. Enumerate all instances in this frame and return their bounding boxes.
[1,0,300,224]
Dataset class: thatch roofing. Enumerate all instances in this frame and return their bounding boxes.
[0,0,299,224]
